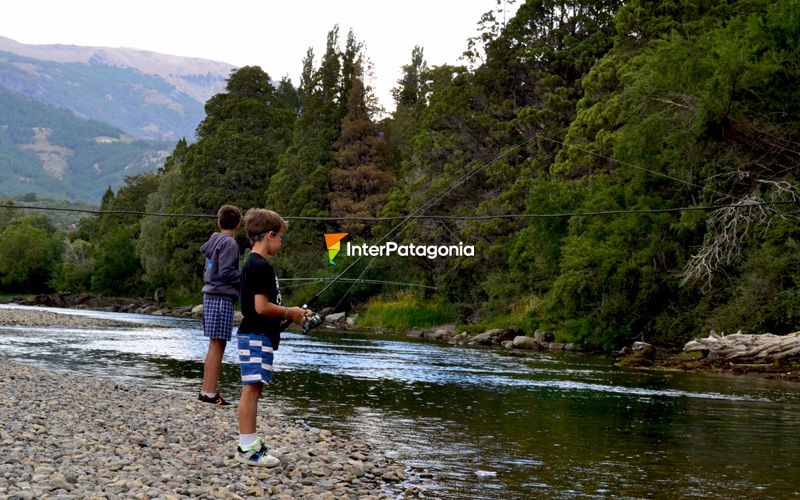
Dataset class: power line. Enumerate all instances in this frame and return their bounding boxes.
[2,201,795,222]
[0,204,215,219]
[279,277,437,290]
[538,136,731,198]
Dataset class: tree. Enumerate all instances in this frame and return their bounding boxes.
[89,174,159,296]
[329,58,394,235]
[154,66,295,297]
[0,217,62,292]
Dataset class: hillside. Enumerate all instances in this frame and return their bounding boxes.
[0,87,171,201]
[0,36,236,140]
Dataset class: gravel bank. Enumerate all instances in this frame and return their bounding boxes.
[0,308,146,329]
[0,362,409,499]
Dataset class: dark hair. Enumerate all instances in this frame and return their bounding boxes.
[244,208,287,242]
[217,205,241,230]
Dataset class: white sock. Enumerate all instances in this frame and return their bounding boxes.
[239,433,258,449]
[202,391,217,397]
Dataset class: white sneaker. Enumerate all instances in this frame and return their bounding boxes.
[234,438,280,467]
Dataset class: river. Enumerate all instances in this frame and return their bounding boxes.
[1,304,798,499]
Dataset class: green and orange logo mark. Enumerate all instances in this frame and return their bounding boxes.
[324,233,348,265]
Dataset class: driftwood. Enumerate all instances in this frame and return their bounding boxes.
[683,331,800,363]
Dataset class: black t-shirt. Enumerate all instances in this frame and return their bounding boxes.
[238,252,283,349]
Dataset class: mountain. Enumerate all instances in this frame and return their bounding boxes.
[0,86,172,201]
[0,36,237,141]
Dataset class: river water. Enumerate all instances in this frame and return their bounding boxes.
[1,304,799,499]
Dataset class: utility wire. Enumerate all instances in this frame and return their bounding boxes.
[538,136,731,198]
[1,201,797,221]
[325,135,538,309]
[279,277,437,291]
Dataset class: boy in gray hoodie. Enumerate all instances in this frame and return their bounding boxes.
[198,205,242,405]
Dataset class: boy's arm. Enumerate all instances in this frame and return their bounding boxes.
[254,295,306,324]
[217,240,241,283]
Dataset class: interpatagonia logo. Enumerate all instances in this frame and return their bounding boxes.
[324,233,349,265]
[346,241,474,259]
[323,232,475,262]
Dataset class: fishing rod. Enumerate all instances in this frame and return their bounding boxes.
[288,135,538,333]
[279,277,437,291]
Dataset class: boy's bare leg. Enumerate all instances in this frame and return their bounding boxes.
[202,339,227,394]
[239,383,263,434]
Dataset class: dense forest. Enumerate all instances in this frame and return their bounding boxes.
[1,0,798,351]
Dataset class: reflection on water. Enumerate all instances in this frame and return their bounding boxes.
[1,304,799,499]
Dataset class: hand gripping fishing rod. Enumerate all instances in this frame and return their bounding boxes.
[283,136,536,334]
[279,303,327,334]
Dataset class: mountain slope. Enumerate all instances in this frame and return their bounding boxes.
[0,36,237,140]
[0,86,171,201]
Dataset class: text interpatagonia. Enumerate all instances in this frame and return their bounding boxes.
[346,241,475,259]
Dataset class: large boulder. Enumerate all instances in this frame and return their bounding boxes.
[469,328,523,346]
[424,329,452,341]
[324,312,346,324]
[512,336,542,350]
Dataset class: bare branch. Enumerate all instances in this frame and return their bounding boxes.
[680,195,784,291]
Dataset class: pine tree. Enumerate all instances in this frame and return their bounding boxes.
[330,58,394,235]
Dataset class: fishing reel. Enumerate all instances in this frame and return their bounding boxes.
[302,311,325,333]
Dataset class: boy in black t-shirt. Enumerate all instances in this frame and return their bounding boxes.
[234,208,308,467]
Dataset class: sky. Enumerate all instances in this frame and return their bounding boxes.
[2,0,520,112]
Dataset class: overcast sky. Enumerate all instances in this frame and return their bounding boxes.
[2,0,520,111]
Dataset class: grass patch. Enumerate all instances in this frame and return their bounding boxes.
[458,295,538,335]
[0,292,33,302]
[358,294,457,329]
[165,289,202,308]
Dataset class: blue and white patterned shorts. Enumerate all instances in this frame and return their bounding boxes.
[238,334,274,385]
[202,296,235,341]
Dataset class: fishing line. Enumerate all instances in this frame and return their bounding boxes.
[321,135,539,311]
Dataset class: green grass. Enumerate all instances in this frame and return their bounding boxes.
[358,294,458,329]
[0,292,33,302]
[165,289,202,308]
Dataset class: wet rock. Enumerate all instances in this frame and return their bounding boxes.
[470,328,522,346]
[424,329,451,341]
[407,329,424,338]
[618,342,656,367]
[448,331,470,345]
[533,330,554,347]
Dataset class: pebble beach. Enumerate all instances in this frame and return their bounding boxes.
[0,308,410,499]
[0,307,146,329]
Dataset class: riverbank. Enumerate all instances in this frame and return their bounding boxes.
[0,362,409,499]
[5,294,798,383]
[0,306,148,329]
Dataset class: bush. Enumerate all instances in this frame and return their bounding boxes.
[0,219,62,292]
[358,292,457,329]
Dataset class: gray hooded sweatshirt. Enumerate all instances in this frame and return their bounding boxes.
[200,232,240,301]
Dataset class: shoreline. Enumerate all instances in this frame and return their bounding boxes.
[0,361,410,499]
[3,296,797,384]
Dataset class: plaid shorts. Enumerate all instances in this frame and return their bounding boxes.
[238,334,274,385]
[202,296,235,341]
